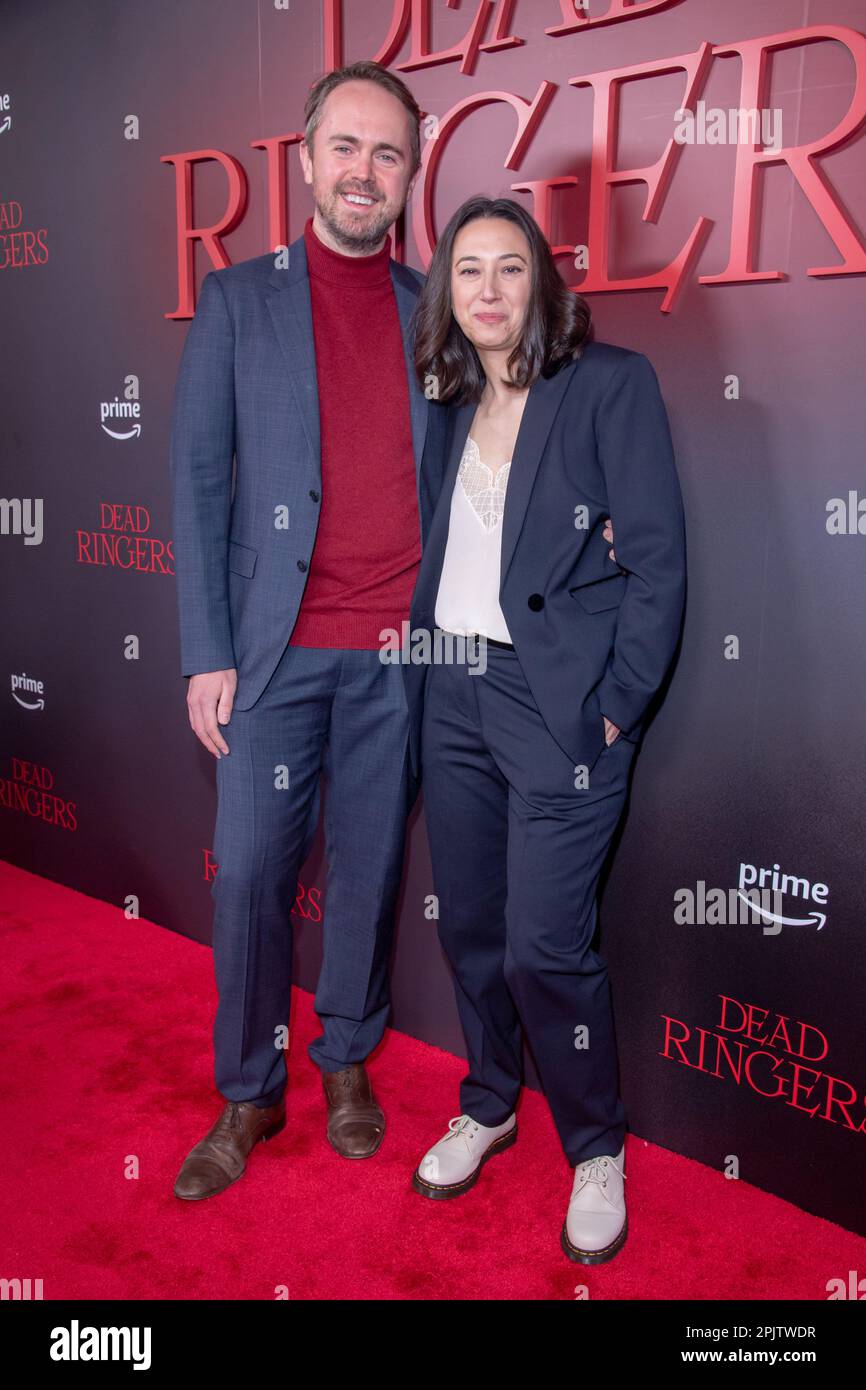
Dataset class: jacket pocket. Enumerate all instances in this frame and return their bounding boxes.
[227,539,258,578]
[570,570,627,613]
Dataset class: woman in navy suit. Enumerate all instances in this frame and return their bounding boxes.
[406,197,686,1264]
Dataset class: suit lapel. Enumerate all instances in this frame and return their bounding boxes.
[266,236,322,478]
[265,233,429,503]
[412,356,579,625]
[499,358,578,586]
[411,397,474,623]
[390,262,430,508]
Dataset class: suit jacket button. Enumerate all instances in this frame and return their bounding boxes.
[528,593,544,611]
[297,559,308,572]
[309,490,319,502]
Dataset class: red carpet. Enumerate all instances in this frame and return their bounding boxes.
[2,860,863,1301]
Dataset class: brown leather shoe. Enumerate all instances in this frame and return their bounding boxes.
[173,1098,286,1201]
[322,1063,385,1158]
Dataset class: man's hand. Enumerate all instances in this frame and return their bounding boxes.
[187,669,237,758]
[603,516,616,563]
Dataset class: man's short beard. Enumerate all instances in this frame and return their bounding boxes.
[317,190,396,253]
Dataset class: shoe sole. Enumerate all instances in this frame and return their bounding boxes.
[173,1113,286,1201]
[411,1123,518,1200]
[560,1212,628,1265]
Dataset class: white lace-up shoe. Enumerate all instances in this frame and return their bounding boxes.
[561,1144,628,1264]
[412,1113,517,1200]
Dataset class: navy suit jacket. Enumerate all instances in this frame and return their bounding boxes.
[406,342,687,775]
[169,229,449,776]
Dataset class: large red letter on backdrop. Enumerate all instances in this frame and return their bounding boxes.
[323,0,411,71]
[508,177,580,259]
[250,133,304,254]
[411,82,555,262]
[546,0,685,37]
[570,42,714,312]
[700,25,866,285]
[396,0,522,75]
[161,150,248,319]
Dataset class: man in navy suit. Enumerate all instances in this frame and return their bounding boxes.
[169,61,449,1200]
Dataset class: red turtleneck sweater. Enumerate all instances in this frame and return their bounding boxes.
[288,216,420,649]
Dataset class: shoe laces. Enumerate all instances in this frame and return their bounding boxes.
[444,1114,480,1152]
[570,1153,627,1205]
[212,1102,245,1144]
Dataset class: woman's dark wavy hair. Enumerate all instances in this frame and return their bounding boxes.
[412,196,592,406]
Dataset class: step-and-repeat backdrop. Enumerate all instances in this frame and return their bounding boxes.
[3,1,865,1236]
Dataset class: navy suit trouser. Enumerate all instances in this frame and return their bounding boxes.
[210,643,415,1108]
[421,641,637,1166]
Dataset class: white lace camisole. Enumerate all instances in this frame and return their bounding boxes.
[434,434,514,643]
